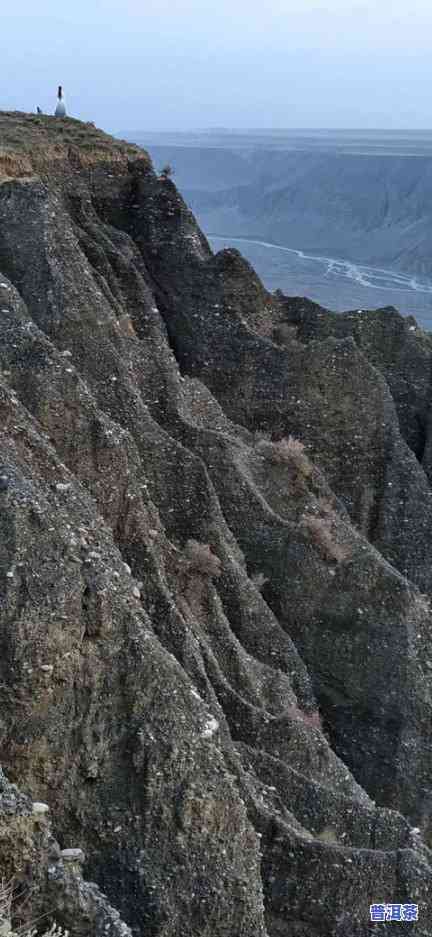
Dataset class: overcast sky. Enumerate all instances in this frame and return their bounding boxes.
[2,0,432,132]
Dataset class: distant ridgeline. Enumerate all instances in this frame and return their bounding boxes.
[126,128,432,278]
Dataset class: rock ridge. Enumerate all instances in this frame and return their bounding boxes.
[0,113,431,936]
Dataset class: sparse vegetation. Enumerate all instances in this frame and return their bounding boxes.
[255,434,314,495]
[160,164,174,181]
[0,881,67,937]
[316,495,337,516]
[288,705,323,731]
[0,112,148,181]
[183,540,222,578]
[256,434,312,476]
[177,540,222,611]
[301,513,352,564]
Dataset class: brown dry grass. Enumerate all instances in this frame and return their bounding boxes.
[301,513,352,564]
[256,435,312,476]
[0,111,149,181]
[256,434,314,497]
[0,153,32,179]
[177,540,222,612]
[288,704,323,731]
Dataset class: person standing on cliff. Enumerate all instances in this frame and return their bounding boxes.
[55,86,66,117]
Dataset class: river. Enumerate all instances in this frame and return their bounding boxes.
[208,235,432,330]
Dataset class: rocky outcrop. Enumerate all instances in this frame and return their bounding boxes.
[0,113,432,936]
[271,297,432,464]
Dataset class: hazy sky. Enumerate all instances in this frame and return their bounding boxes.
[2,0,432,132]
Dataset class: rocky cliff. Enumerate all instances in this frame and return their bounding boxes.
[0,112,432,937]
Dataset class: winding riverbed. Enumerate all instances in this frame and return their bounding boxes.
[208,234,432,329]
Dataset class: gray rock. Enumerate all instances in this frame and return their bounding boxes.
[0,113,431,937]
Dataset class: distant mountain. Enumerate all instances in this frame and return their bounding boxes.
[125,130,432,276]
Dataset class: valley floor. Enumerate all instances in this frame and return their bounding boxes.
[209,234,432,326]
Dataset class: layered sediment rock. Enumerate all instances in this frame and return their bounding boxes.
[0,113,432,936]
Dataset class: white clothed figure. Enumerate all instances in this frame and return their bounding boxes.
[55,86,66,117]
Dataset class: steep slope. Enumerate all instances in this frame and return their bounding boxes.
[1,112,432,937]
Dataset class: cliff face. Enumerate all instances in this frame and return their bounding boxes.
[1,113,432,937]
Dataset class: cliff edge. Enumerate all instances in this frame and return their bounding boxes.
[0,113,432,937]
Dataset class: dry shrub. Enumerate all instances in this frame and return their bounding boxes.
[316,495,336,516]
[302,514,352,564]
[0,881,67,937]
[288,705,323,731]
[183,540,222,578]
[160,164,174,180]
[256,435,312,478]
[178,540,222,611]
